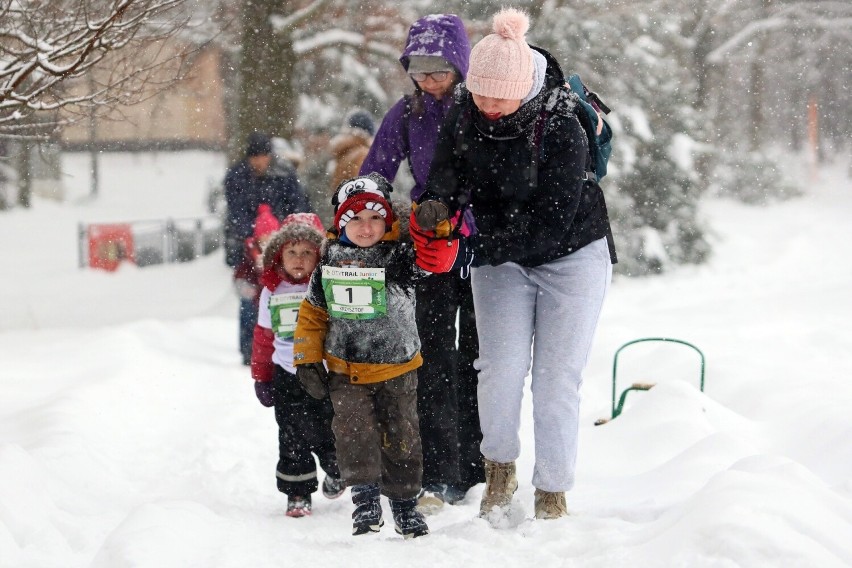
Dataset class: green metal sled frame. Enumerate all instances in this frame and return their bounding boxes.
[595,337,705,425]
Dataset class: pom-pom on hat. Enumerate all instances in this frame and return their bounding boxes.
[280,212,325,235]
[331,173,395,233]
[253,204,280,238]
[467,8,534,100]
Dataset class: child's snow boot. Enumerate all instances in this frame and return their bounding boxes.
[286,494,312,517]
[534,489,568,519]
[479,459,518,519]
[351,483,384,535]
[390,497,429,539]
[322,475,346,499]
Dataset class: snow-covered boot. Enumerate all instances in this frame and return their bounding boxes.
[416,483,467,514]
[479,459,518,518]
[416,484,445,514]
[534,489,568,520]
[351,483,383,536]
[286,494,312,518]
[322,475,346,499]
[390,497,429,539]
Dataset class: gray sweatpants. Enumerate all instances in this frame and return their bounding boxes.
[471,238,612,492]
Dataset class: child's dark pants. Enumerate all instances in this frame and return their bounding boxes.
[327,370,423,500]
[273,366,340,496]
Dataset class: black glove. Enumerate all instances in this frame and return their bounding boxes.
[254,381,275,407]
[297,363,329,399]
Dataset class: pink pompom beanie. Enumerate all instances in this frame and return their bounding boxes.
[467,8,534,100]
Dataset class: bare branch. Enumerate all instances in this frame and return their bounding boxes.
[293,28,399,60]
[0,0,191,136]
[269,0,335,33]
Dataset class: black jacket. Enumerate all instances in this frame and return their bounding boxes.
[223,160,312,266]
[424,47,615,268]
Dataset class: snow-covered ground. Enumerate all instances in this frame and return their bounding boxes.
[1,151,851,567]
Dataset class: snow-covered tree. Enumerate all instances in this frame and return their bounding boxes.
[1,0,192,207]
[0,0,191,137]
[233,0,417,146]
[534,0,710,275]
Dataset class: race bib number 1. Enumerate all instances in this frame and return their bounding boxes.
[269,292,305,338]
[321,266,387,320]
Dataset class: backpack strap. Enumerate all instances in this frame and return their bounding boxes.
[534,88,598,184]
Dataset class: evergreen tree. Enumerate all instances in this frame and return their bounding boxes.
[535,0,710,275]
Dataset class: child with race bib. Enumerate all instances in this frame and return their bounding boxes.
[294,173,430,539]
[251,212,345,518]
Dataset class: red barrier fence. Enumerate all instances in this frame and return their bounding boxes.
[79,216,222,271]
[87,224,135,271]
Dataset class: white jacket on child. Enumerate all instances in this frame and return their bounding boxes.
[257,279,309,374]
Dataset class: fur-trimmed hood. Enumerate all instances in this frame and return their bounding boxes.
[259,213,326,289]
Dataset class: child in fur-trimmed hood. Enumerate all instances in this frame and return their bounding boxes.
[250,212,344,518]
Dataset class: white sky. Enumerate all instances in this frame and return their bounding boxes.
[1,151,851,567]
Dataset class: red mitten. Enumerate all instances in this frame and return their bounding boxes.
[416,236,472,274]
[250,325,275,383]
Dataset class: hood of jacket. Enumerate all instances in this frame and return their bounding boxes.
[329,131,371,158]
[400,14,470,80]
[532,45,566,91]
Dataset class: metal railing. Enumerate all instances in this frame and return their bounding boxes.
[79,215,223,270]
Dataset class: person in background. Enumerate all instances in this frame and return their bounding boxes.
[224,131,313,363]
[359,13,483,512]
[328,109,375,193]
[411,7,616,524]
[250,212,345,518]
[233,204,279,364]
[293,174,430,539]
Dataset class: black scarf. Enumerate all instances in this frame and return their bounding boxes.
[470,87,548,145]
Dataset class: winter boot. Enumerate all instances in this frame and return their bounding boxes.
[534,489,568,520]
[286,494,312,518]
[417,483,467,514]
[443,484,467,505]
[351,483,384,536]
[416,484,445,514]
[479,459,518,518]
[322,475,346,499]
[390,497,430,539]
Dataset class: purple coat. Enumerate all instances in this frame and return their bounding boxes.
[359,14,470,202]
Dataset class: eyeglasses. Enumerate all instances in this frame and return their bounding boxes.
[409,71,451,82]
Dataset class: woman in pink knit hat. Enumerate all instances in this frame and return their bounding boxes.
[410,7,617,524]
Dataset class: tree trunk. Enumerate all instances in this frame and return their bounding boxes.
[747,0,772,152]
[17,143,31,208]
[748,51,765,152]
[237,0,298,154]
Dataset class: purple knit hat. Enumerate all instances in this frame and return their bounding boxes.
[400,14,470,80]
[467,8,534,100]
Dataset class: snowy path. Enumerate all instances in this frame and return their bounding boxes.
[1,152,851,567]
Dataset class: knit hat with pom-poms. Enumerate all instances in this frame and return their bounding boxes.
[467,8,534,100]
[331,173,395,233]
